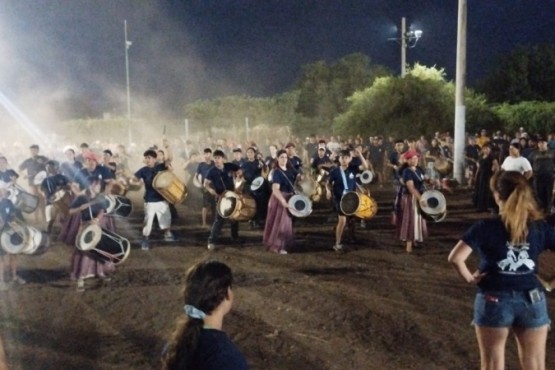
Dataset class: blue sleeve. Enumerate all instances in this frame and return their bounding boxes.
[461,220,486,251]
[134,167,144,180]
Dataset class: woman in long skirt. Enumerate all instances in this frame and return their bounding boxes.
[396,150,428,252]
[263,149,298,254]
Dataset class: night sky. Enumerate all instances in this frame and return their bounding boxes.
[1,1,554,122]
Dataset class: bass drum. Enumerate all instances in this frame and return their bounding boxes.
[434,158,453,176]
[105,195,133,217]
[340,191,378,219]
[419,190,447,223]
[7,187,39,214]
[76,224,131,265]
[153,171,188,204]
[21,226,50,255]
[288,194,312,218]
[0,222,30,254]
[217,191,257,222]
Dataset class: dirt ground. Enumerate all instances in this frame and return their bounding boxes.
[2,184,555,370]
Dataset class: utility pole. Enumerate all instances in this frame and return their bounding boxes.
[124,20,132,143]
[453,0,467,183]
[401,17,407,77]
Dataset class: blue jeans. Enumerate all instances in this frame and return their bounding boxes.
[208,213,238,244]
[473,290,550,328]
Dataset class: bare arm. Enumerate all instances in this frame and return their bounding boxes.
[271,183,289,208]
[448,240,485,284]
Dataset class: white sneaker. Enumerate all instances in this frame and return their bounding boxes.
[333,244,344,252]
[279,250,288,255]
[207,243,216,250]
[76,279,85,292]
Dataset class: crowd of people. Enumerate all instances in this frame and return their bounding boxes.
[1,127,555,368]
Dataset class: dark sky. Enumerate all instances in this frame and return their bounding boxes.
[1,0,554,122]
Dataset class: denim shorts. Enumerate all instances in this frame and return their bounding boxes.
[473,290,550,328]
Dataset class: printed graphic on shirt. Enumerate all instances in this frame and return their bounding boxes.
[497,242,535,274]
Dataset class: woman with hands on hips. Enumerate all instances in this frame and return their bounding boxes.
[448,170,554,370]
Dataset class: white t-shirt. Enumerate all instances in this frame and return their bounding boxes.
[501,156,532,174]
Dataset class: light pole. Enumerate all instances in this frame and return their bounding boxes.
[389,17,423,77]
[124,20,132,143]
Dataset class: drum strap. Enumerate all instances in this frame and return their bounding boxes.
[279,169,297,194]
[340,168,348,194]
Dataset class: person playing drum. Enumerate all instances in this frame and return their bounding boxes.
[130,149,176,251]
[263,149,300,255]
[18,144,49,223]
[240,147,268,229]
[39,160,70,235]
[204,150,241,250]
[0,156,18,188]
[68,177,114,292]
[0,185,26,290]
[327,149,369,252]
[196,148,216,229]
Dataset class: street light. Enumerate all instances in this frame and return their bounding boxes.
[124,20,132,143]
[389,17,423,77]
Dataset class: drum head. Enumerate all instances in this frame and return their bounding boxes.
[153,171,173,189]
[0,223,29,254]
[420,190,447,215]
[340,191,359,215]
[22,226,49,255]
[288,194,312,218]
[33,171,47,186]
[359,170,374,185]
[217,192,238,218]
[76,224,103,251]
[250,177,265,192]
[114,196,133,217]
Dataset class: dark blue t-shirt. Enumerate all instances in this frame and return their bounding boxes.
[196,161,214,181]
[167,328,249,370]
[70,194,109,222]
[401,167,426,194]
[328,165,360,202]
[41,174,69,203]
[60,161,83,180]
[134,163,167,202]
[74,165,114,192]
[0,169,18,184]
[0,198,17,225]
[287,156,303,172]
[271,168,297,193]
[240,160,263,183]
[462,218,555,292]
[205,163,239,195]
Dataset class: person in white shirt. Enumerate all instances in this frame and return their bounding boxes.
[501,142,533,179]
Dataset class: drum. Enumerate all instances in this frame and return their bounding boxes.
[288,194,312,218]
[105,195,133,217]
[358,170,374,185]
[33,171,47,186]
[340,191,378,219]
[76,224,131,265]
[110,181,128,196]
[217,191,257,221]
[153,171,188,204]
[50,190,72,215]
[419,190,447,222]
[250,176,268,196]
[192,174,203,188]
[21,226,49,255]
[434,158,453,176]
[8,187,39,213]
[0,222,30,254]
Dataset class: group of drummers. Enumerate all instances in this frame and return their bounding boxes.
[0,133,455,291]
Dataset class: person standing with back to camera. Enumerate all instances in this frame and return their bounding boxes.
[161,260,249,370]
[448,170,554,370]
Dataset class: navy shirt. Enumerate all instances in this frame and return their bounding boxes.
[134,163,167,202]
[205,163,239,195]
[60,161,83,180]
[271,168,297,193]
[74,165,114,192]
[41,174,69,204]
[462,218,555,292]
[196,161,214,181]
[240,159,263,184]
[401,167,426,194]
[328,165,360,202]
[0,198,17,225]
[0,169,18,184]
[167,328,249,370]
[287,156,303,172]
[19,155,48,184]
[70,194,109,222]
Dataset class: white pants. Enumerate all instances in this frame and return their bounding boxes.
[142,201,171,237]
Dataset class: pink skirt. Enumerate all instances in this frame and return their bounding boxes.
[396,194,427,243]
[263,192,294,253]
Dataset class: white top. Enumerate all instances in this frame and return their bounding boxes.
[501,156,532,174]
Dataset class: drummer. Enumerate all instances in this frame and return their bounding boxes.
[130,149,176,251]
[327,149,369,252]
[68,177,114,292]
[204,150,241,250]
[0,156,18,187]
[0,184,26,290]
[196,148,216,229]
[240,147,268,229]
[18,144,49,223]
[39,160,70,234]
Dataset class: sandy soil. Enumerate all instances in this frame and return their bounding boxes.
[2,185,555,370]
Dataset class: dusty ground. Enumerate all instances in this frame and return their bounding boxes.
[2,185,555,370]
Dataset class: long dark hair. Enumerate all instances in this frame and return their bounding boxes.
[161,260,233,370]
[490,170,542,244]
